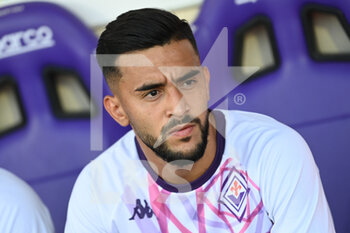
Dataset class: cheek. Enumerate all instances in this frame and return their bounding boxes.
[128,108,163,136]
[119,89,165,134]
[186,90,209,115]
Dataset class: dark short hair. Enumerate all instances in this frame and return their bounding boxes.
[96,8,199,87]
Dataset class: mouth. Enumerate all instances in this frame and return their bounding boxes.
[168,124,195,138]
[153,117,200,148]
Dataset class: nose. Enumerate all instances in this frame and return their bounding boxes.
[165,85,190,119]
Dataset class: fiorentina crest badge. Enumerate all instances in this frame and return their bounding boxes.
[220,168,248,221]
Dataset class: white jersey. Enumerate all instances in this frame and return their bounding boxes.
[0,168,55,233]
[65,110,335,233]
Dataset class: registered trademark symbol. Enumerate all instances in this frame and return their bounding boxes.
[233,93,246,105]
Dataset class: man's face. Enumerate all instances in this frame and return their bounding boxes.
[106,39,210,163]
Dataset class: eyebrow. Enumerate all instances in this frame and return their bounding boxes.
[175,69,200,84]
[134,69,200,92]
[135,82,165,92]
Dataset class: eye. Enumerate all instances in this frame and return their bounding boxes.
[144,90,160,100]
[181,79,197,89]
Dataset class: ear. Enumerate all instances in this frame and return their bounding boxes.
[104,95,130,127]
[203,66,210,100]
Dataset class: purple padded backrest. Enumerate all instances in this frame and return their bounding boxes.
[0,2,129,232]
[194,0,350,232]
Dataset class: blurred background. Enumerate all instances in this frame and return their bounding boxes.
[0,0,349,232]
[0,0,203,34]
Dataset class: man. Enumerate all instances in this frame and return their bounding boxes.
[65,8,335,232]
[0,168,54,233]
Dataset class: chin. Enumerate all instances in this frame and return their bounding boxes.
[156,139,206,164]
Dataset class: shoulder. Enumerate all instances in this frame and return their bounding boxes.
[0,168,47,211]
[72,129,138,195]
[0,168,54,233]
[218,110,314,180]
[219,109,304,158]
[218,111,334,232]
[0,168,34,201]
[221,109,304,143]
[65,130,148,232]
[220,109,288,131]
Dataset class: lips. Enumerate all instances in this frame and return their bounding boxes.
[169,124,195,137]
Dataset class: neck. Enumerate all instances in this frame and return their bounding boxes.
[136,112,217,185]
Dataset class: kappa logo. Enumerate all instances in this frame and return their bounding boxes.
[220,168,248,221]
[0,25,55,59]
[129,199,154,220]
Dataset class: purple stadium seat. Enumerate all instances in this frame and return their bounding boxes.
[0,2,129,232]
[193,0,350,232]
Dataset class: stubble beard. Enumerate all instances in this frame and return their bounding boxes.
[135,111,210,164]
